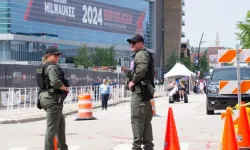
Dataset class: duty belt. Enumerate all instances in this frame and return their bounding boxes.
[140,80,151,85]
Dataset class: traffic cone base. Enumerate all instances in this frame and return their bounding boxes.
[237,105,250,148]
[75,116,96,121]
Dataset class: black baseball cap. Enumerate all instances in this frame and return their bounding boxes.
[45,46,62,55]
[127,34,144,44]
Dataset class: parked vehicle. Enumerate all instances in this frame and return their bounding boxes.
[206,66,250,115]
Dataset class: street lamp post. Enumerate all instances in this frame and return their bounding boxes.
[197,33,204,71]
[161,0,165,78]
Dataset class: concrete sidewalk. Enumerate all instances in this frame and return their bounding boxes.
[0,92,166,124]
[0,93,222,150]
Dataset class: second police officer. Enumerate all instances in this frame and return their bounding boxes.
[36,46,70,150]
[127,34,155,150]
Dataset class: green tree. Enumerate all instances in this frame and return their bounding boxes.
[105,46,117,66]
[74,45,93,68]
[180,57,195,72]
[92,46,117,66]
[199,51,209,78]
[236,11,250,48]
[166,51,180,71]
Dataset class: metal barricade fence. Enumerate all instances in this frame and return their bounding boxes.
[0,84,163,120]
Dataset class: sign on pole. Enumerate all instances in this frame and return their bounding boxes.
[218,49,250,63]
[219,80,250,94]
[116,66,122,73]
[217,45,249,112]
[236,45,242,108]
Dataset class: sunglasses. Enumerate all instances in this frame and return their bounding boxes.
[50,53,60,57]
[130,41,143,46]
[130,42,138,45]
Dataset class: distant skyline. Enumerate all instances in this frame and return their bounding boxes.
[182,0,249,48]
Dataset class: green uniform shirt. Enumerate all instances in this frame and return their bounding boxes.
[132,48,149,84]
[44,62,64,90]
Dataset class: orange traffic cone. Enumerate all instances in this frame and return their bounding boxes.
[237,104,250,148]
[233,117,239,125]
[221,112,226,120]
[235,102,246,126]
[75,94,96,120]
[164,107,180,150]
[221,111,239,125]
[151,99,157,116]
[54,136,58,150]
[222,108,238,150]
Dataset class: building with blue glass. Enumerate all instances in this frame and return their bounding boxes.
[0,0,156,68]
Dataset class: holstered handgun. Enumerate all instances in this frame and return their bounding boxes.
[57,78,70,104]
[36,90,43,110]
[139,80,153,101]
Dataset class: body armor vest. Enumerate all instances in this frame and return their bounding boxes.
[36,62,65,91]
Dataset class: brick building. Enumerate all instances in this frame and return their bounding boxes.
[155,0,185,69]
[191,47,225,67]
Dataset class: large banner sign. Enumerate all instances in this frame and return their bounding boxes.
[0,64,124,88]
[24,0,146,35]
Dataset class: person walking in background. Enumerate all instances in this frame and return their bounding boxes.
[99,79,111,110]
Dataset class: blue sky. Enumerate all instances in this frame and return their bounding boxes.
[183,0,250,48]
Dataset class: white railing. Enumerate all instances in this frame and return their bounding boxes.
[0,85,164,121]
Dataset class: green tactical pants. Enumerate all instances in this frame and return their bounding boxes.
[40,92,68,150]
[131,92,154,150]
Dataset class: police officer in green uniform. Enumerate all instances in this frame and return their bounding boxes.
[127,34,155,150]
[38,46,69,150]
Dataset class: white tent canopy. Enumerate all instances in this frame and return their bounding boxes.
[164,63,196,78]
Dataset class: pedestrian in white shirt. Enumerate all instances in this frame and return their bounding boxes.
[99,79,111,110]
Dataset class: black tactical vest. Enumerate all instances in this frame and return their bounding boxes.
[36,62,52,90]
[36,62,65,90]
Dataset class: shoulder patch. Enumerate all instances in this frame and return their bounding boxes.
[36,68,43,73]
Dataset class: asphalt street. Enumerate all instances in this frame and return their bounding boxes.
[0,94,225,150]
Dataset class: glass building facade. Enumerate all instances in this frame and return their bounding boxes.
[0,0,155,67]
